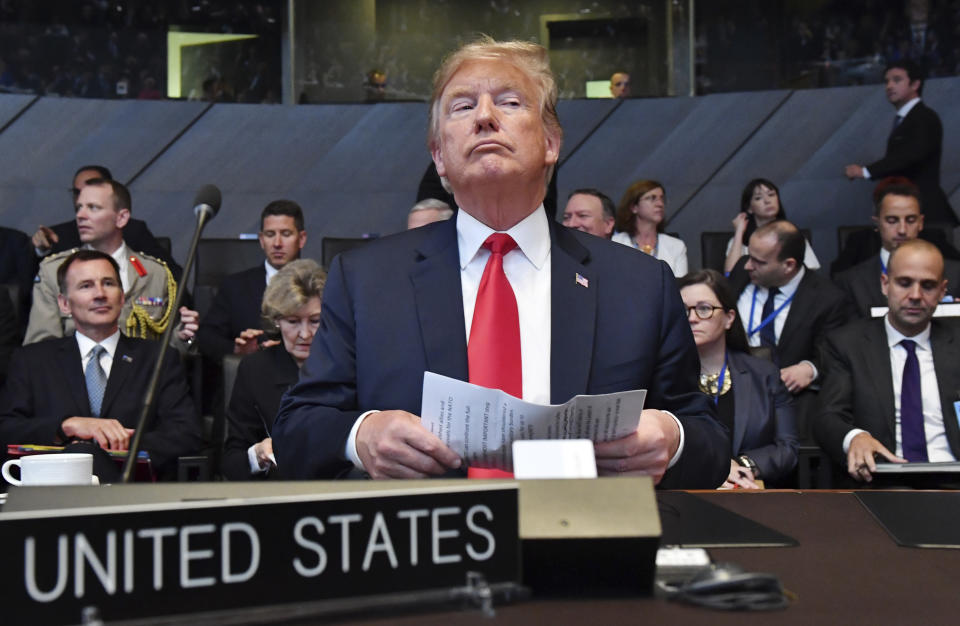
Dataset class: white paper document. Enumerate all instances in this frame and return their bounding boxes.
[420,371,646,471]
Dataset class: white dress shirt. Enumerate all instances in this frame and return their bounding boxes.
[346,206,684,470]
[264,259,279,284]
[738,267,805,348]
[76,329,121,380]
[842,317,955,461]
[862,97,921,179]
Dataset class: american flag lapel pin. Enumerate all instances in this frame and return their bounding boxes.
[575,273,589,288]
[121,355,133,363]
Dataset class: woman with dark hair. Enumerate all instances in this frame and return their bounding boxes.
[723,178,820,273]
[678,269,798,488]
[612,179,688,276]
[221,259,326,480]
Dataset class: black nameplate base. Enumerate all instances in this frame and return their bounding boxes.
[0,485,519,624]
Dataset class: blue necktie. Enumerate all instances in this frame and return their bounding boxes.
[899,340,928,462]
[760,287,780,350]
[85,345,107,417]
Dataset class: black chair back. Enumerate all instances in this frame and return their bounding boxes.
[195,238,263,287]
[322,237,374,270]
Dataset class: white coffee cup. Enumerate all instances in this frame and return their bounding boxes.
[2,453,99,486]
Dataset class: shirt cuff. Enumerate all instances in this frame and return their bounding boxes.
[345,410,379,470]
[801,359,818,382]
[842,428,868,454]
[862,166,871,179]
[246,444,270,475]
[662,410,685,469]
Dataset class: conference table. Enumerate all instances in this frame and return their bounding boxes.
[351,490,960,625]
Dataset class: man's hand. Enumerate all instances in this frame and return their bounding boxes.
[844,164,864,180]
[233,328,280,355]
[60,417,134,451]
[594,409,680,484]
[176,307,200,342]
[253,437,276,469]
[847,432,905,482]
[356,410,461,479]
[32,225,58,252]
[780,362,815,393]
[722,459,760,489]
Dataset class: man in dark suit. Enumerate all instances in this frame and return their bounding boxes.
[273,38,730,488]
[815,240,960,483]
[31,165,183,279]
[0,250,202,478]
[836,178,960,317]
[195,200,307,361]
[844,60,957,227]
[0,226,34,327]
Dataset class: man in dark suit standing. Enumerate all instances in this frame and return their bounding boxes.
[273,37,729,488]
[30,165,183,279]
[835,178,960,317]
[0,250,201,478]
[844,60,957,227]
[815,240,960,483]
[195,200,307,360]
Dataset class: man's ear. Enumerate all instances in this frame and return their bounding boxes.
[871,215,880,231]
[544,127,561,166]
[431,140,446,178]
[881,272,889,297]
[115,208,131,230]
[57,293,71,317]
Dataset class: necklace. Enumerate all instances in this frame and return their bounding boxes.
[699,370,732,397]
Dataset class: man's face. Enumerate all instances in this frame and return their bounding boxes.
[562,193,614,238]
[610,73,631,98]
[76,184,128,248]
[57,258,124,334]
[882,247,946,335]
[884,68,920,109]
[259,215,306,270]
[873,193,923,252]
[744,232,792,288]
[431,58,560,200]
[72,169,102,203]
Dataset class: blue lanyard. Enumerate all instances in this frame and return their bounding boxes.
[713,354,728,406]
[880,257,887,275]
[748,285,795,337]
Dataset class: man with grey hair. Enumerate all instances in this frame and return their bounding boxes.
[275,37,729,488]
[407,198,454,230]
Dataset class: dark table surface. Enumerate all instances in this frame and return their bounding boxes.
[347,491,960,625]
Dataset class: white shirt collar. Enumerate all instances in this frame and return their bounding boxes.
[457,206,550,271]
[884,314,931,350]
[896,97,921,118]
[75,329,122,359]
[264,259,279,284]
[880,247,891,268]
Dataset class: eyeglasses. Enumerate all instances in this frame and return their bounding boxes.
[686,304,725,320]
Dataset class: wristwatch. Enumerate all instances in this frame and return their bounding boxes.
[736,455,760,479]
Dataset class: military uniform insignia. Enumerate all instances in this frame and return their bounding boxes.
[130,256,148,276]
[135,296,166,307]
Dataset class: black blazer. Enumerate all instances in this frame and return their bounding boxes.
[729,259,855,371]
[814,318,960,467]
[274,211,731,488]
[196,265,268,360]
[46,218,183,279]
[835,255,960,318]
[0,226,34,322]
[727,350,798,482]
[867,101,956,226]
[0,334,202,476]
[221,345,299,480]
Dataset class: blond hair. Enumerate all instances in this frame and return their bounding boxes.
[261,259,327,322]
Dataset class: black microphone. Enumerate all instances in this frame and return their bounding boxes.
[121,185,221,483]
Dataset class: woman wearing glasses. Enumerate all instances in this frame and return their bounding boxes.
[221,259,326,480]
[678,269,798,488]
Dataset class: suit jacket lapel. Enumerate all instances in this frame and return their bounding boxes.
[101,335,137,416]
[931,323,960,458]
[410,218,469,381]
[548,222,596,403]
[58,337,91,415]
[777,271,811,357]
[864,322,897,442]
[729,353,751,453]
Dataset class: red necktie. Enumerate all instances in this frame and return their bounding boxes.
[468,233,522,399]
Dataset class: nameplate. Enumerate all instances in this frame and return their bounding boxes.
[0,483,518,624]
[871,302,960,318]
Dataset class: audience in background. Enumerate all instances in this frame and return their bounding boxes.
[222,259,326,480]
[612,180,688,276]
[609,71,631,98]
[679,269,798,489]
[561,188,615,239]
[197,200,307,361]
[724,178,820,274]
[407,198,453,230]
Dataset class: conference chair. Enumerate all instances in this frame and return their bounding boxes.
[193,238,264,317]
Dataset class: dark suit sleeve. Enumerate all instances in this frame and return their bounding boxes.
[139,350,202,474]
[649,265,732,489]
[0,288,18,388]
[222,356,270,481]
[0,347,64,445]
[273,255,361,479]
[742,366,798,482]
[812,330,858,466]
[867,108,941,179]
[809,278,856,375]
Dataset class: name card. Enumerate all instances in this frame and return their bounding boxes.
[0,483,518,624]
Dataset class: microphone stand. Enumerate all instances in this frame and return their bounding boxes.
[121,205,215,483]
